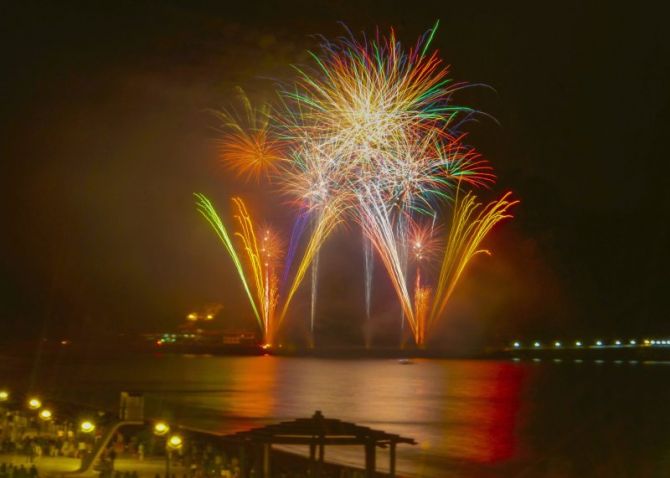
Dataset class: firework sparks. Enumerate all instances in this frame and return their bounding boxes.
[216,87,285,180]
[427,191,518,341]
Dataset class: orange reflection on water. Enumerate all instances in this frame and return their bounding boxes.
[213,356,278,433]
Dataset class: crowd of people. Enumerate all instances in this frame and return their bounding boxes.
[0,463,38,478]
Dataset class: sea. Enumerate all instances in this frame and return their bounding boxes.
[2,353,670,477]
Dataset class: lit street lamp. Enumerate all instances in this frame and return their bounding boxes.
[167,434,183,450]
[0,390,8,402]
[154,421,170,436]
[27,397,42,410]
[80,420,96,433]
[39,409,53,421]
[165,433,183,478]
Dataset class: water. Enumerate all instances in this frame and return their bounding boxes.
[2,354,670,477]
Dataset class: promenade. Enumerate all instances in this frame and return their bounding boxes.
[0,455,180,478]
[0,392,387,478]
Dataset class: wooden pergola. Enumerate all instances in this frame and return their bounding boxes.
[223,410,416,478]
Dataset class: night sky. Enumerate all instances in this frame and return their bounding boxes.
[1,1,668,348]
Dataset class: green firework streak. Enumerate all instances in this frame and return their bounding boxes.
[194,193,262,327]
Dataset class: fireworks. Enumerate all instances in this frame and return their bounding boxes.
[428,191,518,329]
[215,87,285,180]
[195,23,516,348]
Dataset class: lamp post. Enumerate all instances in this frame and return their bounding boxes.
[165,434,183,478]
[38,408,53,436]
[0,390,9,440]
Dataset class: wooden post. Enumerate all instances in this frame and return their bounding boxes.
[316,440,324,476]
[364,441,376,478]
[261,443,271,478]
[389,442,396,478]
[309,440,317,476]
[254,444,263,478]
[239,445,248,478]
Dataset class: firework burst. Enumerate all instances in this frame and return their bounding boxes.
[197,23,516,348]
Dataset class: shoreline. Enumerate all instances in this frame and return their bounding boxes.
[4,341,670,362]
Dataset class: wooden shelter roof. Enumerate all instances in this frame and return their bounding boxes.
[223,411,416,447]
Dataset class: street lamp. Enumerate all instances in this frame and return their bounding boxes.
[39,409,53,421]
[154,421,170,436]
[165,434,183,478]
[80,420,96,433]
[0,390,8,402]
[27,397,42,410]
[167,434,183,450]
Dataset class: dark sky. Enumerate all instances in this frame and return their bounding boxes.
[1,1,668,347]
